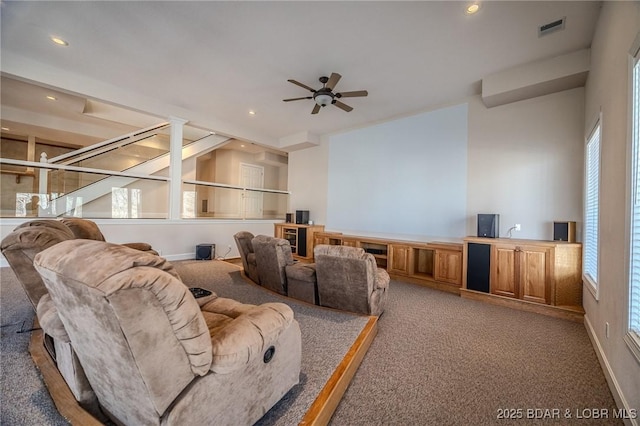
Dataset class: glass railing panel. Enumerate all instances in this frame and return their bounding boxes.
[64,132,171,172]
[182,182,289,220]
[1,160,169,219]
[244,189,289,220]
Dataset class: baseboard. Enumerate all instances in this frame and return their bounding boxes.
[584,315,638,426]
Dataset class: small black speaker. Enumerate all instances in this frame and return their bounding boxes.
[295,210,309,224]
[196,244,215,260]
[553,221,576,242]
[477,214,499,238]
[285,213,293,223]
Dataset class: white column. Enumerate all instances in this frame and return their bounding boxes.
[38,152,51,216]
[169,117,188,219]
[26,135,36,172]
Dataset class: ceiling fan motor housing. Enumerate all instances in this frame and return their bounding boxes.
[314,89,334,106]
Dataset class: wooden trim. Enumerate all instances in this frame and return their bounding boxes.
[29,327,102,426]
[389,272,461,295]
[300,316,378,426]
[460,289,585,322]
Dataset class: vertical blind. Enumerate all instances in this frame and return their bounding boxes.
[629,57,640,340]
[584,122,601,290]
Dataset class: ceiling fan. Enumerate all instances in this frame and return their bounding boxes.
[283,73,368,114]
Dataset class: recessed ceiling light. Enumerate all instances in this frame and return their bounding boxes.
[248,110,256,115]
[240,144,245,148]
[466,3,481,14]
[50,36,69,46]
[46,95,57,101]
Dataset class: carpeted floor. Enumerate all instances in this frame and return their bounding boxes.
[1,260,620,425]
[330,278,620,425]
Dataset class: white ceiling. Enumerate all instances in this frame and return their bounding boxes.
[1,1,602,147]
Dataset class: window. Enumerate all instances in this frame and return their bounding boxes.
[112,187,140,218]
[627,44,640,360]
[583,120,601,297]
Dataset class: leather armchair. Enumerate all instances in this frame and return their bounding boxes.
[233,231,259,284]
[34,239,302,426]
[314,244,390,316]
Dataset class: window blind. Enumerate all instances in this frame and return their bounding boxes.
[584,123,600,290]
[629,57,640,342]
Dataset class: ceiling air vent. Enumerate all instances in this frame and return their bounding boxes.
[538,17,566,37]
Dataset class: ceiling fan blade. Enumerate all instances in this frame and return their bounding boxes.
[288,79,316,93]
[283,97,312,102]
[334,100,353,112]
[325,73,342,91]
[311,104,321,114]
[336,90,368,98]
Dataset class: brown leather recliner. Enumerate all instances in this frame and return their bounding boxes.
[34,239,301,426]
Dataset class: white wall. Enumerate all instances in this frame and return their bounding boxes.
[582,1,640,414]
[287,138,330,226]
[467,88,585,240]
[326,104,468,238]
[289,92,584,242]
[0,219,277,266]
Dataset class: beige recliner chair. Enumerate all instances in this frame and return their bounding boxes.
[314,244,390,316]
[34,239,301,426]
[60,217,158,254]
[0,219,99,413]
[251,235,318,303]
[233,231,260,283]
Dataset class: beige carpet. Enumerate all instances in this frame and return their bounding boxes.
[330,279,620,425]
[1,259,620,425]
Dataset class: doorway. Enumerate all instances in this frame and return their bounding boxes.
[240,163,264,218]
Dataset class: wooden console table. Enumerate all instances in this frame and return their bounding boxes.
[314,231,464,294]
[274,223,325,260]
[462,237,584,321]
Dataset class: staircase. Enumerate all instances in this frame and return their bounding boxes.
[41,123,230,216]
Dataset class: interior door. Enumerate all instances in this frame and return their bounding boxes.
[240,163,264,218]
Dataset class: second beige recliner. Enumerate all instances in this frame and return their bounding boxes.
[251,235,319,304]
[314,244,390,316]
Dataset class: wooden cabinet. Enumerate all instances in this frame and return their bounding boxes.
[314,231,463,292]
[274,223,324,260]
[463,237,583,319]
[434,248,463,285]
[388,244,411,275]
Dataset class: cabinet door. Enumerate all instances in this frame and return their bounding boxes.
[434,249,462,285]
[343,239,358,247]
[388,244,411,275]
[491,245,517,298]
[519,246,550,304]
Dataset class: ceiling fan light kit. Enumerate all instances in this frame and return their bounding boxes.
[283,72,368,114]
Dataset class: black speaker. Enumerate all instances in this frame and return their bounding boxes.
[286,213,293,223]
[477,214,499,238]
[466,243,491,293]
[196,244,215,260]
[295,210,309,224]
[553,221,576,242]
